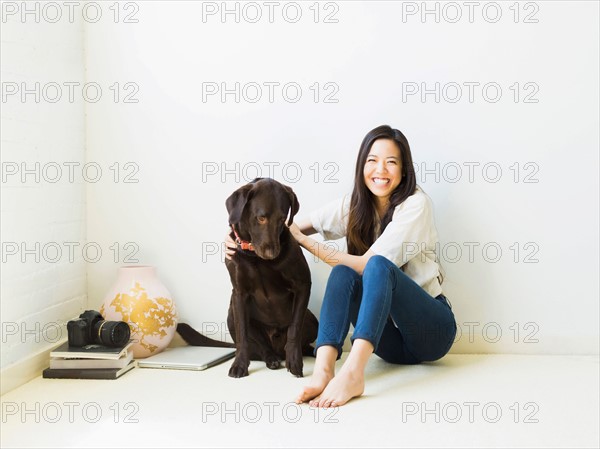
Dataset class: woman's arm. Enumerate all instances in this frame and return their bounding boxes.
[294,217,317,236]
[289,223,375,275]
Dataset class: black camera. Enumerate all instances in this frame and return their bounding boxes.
[67,310,131,348]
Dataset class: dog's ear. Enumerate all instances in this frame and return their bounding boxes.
[226,184,254,225]
[282,185,300,226]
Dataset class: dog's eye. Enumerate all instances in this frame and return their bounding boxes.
[257,216,267,224]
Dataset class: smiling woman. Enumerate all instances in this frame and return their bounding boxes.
[347,127,416,257]
[364,139,402,197]
[285,124,457,408]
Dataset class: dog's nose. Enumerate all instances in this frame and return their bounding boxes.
[259,246,279,260]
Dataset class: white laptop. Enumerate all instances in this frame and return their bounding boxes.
[138,346,236,371]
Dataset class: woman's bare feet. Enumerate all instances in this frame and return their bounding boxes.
[295,368,334,404]
[295,346,338,404]
[310,367,364,407]
[309,338,374,408]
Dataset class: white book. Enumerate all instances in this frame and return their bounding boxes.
[49,340,134,360]
[50,350,134,369]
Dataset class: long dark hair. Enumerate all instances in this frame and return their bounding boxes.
[346,125,417,256]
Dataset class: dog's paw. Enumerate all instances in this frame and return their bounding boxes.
[285,358,304,377]
[228,361,249,378]
[265,355,281,370]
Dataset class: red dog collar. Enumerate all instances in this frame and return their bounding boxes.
[231,226,255,252]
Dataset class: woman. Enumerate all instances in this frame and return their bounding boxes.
[227,125,457,407]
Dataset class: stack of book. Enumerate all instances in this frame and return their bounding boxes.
[43,340,137,380]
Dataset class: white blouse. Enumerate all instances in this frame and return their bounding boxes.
[309,186,443,298]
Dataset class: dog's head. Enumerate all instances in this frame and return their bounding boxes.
[226,178,299,260]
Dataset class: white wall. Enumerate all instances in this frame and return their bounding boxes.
[1,8,87,388]
[1,2,598,387]
[83,1,599,355]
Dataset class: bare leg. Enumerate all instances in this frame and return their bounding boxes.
[311,339,373,407]
[295,345,337,404]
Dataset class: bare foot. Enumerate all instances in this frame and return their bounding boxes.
[310,367,364,407]
[295,368,334,404]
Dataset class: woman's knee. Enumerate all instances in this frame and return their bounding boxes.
[363,255,394,278]
[329,264,361,284]
[363,255,395,274]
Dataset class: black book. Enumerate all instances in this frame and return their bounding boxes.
[42,360,137,380]
[50,340,134,360]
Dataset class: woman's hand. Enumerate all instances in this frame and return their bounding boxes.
[288,222,306,246]
[224,232,236,261]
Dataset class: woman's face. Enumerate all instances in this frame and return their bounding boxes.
[363,138,402,202]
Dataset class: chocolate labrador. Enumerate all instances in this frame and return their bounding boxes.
[224,177,318,378]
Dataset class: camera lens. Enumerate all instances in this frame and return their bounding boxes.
[94,320,131,347]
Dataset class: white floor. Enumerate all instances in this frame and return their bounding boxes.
[1,353,598,448]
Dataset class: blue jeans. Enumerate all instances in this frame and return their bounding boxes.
[315,255,457,364]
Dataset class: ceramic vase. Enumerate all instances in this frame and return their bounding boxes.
[100,266,178,358]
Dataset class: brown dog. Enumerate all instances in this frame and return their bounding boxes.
[225,178,318,378]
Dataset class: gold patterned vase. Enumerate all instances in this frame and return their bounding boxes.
[100,266,178,358]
